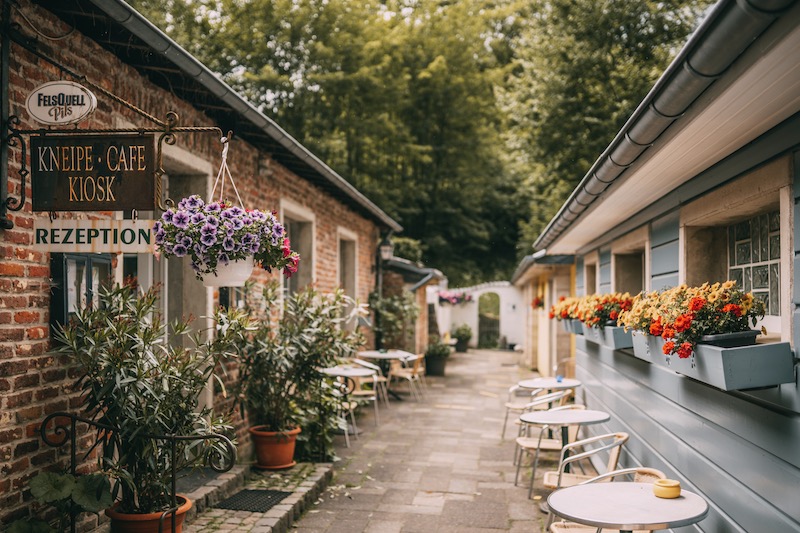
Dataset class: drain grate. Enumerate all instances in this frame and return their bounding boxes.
[214,489,292,513]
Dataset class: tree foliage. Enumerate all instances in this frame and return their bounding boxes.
[129,0,709,281]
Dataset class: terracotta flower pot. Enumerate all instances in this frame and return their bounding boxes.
[249,426,301,470]
[105,495,192,533]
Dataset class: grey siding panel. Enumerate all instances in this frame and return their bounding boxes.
[576,257,584,295]
[599,248,612,292]
[651,211,680,247]
[651,241,679,277]
[575,338,800,532]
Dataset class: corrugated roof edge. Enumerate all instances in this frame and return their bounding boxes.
[532,0,795,251]
[88,0,402,233]
[510,251,574,284]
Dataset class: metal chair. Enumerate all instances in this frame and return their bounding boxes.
[549,467,667,533]
[388,354,425,401]
[542,432,630,491]
[511,389,574,465]
[331,378,359,447]
[515,403,587,498]
[501,385,544,438]
[352,358,390,406]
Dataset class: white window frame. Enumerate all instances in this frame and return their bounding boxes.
[679,156,792,341]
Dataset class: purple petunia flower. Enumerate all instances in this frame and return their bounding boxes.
[228,206,244,217]
[173,244,188,257]
[180,236,192,248]
[201,223,217,235]
[223,236,236,251]
[242,216,253,226]
[220,208,236,220]
[249,241,261,254]
[218,253,229,264]
[205,215,219,227]
[241,233,255,246]
[155,228,166,244]
[201,233,217,246]
[172,211,190,229]
[231,218,244,230]
[205,202,221,213]
[185,195,204,210]
[190,212,206,225]
[161,210,174,223]
[272,223,284,238]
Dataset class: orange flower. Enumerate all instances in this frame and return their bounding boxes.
[677,342,693,359]
[689,297,706,311]
[649,319,663,336]
[663,341,675,355]
[722,303,743,317]
[674,313,693,333]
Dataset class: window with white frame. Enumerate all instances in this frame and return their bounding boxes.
[281,200,315,295]
[681,156,791,339]
[727,210,780,316]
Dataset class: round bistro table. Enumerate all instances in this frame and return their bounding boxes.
[518,377,581,391]
[520,409,610,473]
[548,482,709,533]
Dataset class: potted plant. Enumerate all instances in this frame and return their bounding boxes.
[573,292,634,349]
[452,324,472,352]
[54,284,248,532]
[424,337,451,376]
[236,282,364,467]
[154,194,299,286]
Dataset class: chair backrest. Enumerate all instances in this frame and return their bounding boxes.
[353,358,383,376]
[579,466,666,485]
[552,357,575,378]
[525,389,571,410]
[556,432,630,487]
[604,432,629,473]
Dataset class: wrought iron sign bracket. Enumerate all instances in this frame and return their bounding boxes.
[0,13,226,227]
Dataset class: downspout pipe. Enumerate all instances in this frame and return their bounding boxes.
[534,0,796,251]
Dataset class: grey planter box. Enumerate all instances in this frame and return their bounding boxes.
[645,335,795,391]
[560,320,574,334]
[631,330,652,362]
[580,324,633,350]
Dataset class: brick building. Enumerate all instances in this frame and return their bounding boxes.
[0,0,400,524]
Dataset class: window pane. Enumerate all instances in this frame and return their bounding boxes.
[743,267,751,292]
[736,242,751,265]
[769,263,780,315]
[752,266,769,289]
[735,221,750,240]
[769,235,780,260]
[729,268,743,289]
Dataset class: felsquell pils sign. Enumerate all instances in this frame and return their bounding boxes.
[26,81,97,126]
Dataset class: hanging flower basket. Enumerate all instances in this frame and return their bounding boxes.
[154,136,299,284]
[202,256,254,287]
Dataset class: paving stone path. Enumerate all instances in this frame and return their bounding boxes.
[183,349,557,532]
[292,349,552,533]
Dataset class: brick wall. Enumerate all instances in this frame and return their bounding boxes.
[0,0,382,524]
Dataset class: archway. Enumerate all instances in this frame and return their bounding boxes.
[478,292,500,348]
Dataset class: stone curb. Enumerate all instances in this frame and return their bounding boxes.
[182,462,335,533]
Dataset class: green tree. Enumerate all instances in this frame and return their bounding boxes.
[503,0,711,252]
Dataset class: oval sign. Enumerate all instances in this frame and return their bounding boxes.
[26,81,97,126]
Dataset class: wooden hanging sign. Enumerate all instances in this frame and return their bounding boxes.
[31,134,156,212]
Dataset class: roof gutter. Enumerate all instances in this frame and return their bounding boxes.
[533,0,795,251]
[89,0,402,233]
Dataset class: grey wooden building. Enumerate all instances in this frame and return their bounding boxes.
[527,0,800,531]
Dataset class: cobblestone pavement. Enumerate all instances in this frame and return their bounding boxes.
[292,349,552,533]
[183,349,555,532]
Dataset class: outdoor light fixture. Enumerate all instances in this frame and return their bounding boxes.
[379,237,394,261]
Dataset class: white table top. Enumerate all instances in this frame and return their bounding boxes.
[548,482,709,531]
[520,409,609,426]
[321,365,376,378]
[518,377,581,390]
[357,350,416,361]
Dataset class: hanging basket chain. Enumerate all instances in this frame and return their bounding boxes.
[210,132,244,208]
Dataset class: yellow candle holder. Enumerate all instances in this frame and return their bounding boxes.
[653,479,681,499]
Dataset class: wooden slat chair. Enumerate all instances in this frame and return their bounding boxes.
[388,354,425,401]
[549,467,667,533]
[352,358,390,406]
[515,403,587,498]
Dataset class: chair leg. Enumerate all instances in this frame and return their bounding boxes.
[373,397,380,425]
[349,409,359,440]
[514,448,525,486]
[501,410,509,439]
[342,412,350,448]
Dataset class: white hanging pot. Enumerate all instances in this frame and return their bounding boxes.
[202,256,255,287]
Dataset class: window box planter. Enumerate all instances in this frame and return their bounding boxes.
[631,330,652,362]
[645,334,794,391]
[561,319,583,334]
[580,323,633,350]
